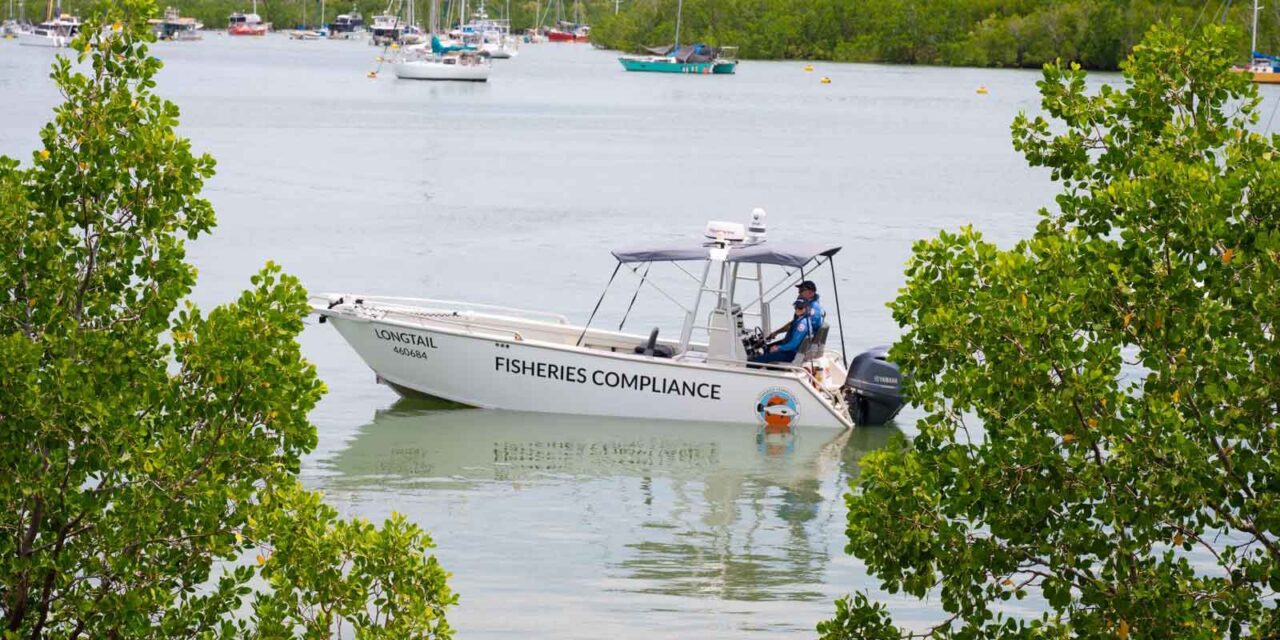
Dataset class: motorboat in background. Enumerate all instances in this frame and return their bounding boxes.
[151,7,202,41]
[368,14,399,44]
[17,14,78,47]
[313,210,905,429]
[228,1,268,36]
[327,11,364,39]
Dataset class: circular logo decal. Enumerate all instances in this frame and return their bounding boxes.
[756,388,800,432]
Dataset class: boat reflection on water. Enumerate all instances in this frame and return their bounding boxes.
[320,398,902,606]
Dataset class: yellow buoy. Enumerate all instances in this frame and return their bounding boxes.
[820,76,831,84]
[389,43,399,50]
[803,64,814,72]
[976,85,989,94]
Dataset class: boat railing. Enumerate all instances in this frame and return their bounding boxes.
[335,295,571,325]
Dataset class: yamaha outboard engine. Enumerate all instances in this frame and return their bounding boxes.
[842,345,905,426]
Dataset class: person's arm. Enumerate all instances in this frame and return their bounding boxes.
[777,318,809,352]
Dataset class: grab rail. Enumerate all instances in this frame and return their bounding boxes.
[322,294,570,325]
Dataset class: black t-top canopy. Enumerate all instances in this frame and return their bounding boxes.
[611,242,841,268]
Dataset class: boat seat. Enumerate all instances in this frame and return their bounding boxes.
[792,325,829,365]
[634,327,676,358]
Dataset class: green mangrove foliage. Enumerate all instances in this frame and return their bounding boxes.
[593,0,1280,69]
[0,1,456,637]
[821,23,1280,640]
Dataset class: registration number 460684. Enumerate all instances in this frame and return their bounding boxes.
[393,346,432,360]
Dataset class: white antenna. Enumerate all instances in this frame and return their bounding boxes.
[746,208,767,244]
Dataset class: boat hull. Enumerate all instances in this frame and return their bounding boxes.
[1251,70,1280,83]
[322,313,850,430]
[18,31,68,47]
[619,56,737,74]
[392,59,490,81]
[228,25,268,36]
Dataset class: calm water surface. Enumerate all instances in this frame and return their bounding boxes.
[9,34,1267,638]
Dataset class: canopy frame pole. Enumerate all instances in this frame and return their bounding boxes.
[757,263,771,335]
[617,262,651,330]
[829,258,848,368]
[575,262,621,347]
[679,259,714,350]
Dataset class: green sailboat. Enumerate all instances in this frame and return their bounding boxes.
[617,0,737,74]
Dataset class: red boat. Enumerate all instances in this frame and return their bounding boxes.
[228,0,268,36]
[546,25,588,42]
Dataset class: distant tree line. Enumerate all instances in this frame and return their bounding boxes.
[592,0,1280,69]
[13,0,1280,69]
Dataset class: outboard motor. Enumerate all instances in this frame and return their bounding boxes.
[842,345,905,426]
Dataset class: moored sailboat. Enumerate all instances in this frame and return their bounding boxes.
[392,35,491,81]
[617,0,737,74]
[1239,0,1280,83]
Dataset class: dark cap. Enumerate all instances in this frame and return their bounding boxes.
[795,280,817,291]
[792,298,807,308]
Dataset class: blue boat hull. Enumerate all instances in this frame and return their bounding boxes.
[618,56,737,75]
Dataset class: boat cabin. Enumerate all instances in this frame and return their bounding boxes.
[331,12,363,32]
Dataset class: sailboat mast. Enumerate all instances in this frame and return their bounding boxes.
[1252,0,1260,57]
[674,0,682,48]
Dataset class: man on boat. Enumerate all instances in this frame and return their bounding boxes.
[797,280,825,331]
[765,280,825,342]
[750,299,812,364]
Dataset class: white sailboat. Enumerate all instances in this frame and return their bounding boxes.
[313,210,905,429]
[392,47,491,80]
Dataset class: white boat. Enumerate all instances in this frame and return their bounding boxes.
[368,13,400,44]
[392,48,491,80]
[18,12,78,47]
[313,210,905,430]
[454,2,518,59]
[2,19,23,39]
[151,7,203,40]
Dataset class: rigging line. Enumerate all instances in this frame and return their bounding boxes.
[1217,0,1234,24]
[1194,0,1213,29]
[575,262,621,347]
[617,262,651,330]
[828,258,849,370]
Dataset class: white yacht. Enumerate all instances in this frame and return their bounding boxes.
[18,13,78,47]
[392,47,491,81]
[313,210,905,429]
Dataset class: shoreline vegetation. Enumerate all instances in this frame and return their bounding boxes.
[12,0,1280,70]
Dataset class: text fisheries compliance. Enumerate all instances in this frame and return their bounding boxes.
[494,356,723,401]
